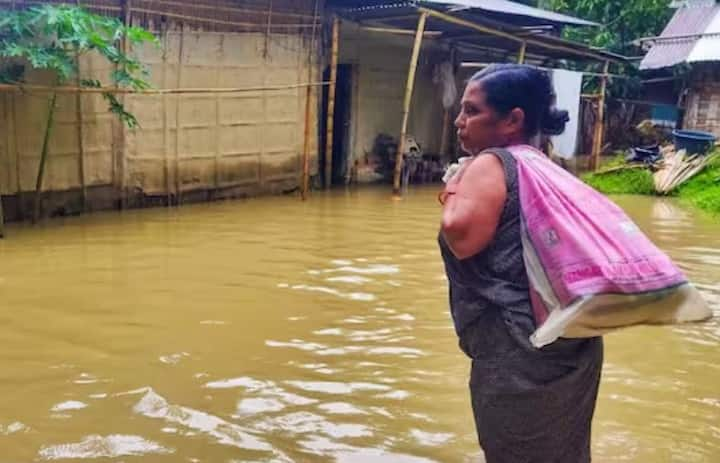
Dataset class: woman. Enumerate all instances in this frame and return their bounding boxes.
[438,64,603,462]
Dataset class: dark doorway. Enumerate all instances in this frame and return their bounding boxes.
[321,64,353,186]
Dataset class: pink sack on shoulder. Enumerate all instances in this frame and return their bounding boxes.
[503,145,712,348]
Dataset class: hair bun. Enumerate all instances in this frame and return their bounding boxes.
[541,108,569,136]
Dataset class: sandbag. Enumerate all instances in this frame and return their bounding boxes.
[503,145,712,348]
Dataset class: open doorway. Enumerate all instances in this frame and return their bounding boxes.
[320,63,353,187]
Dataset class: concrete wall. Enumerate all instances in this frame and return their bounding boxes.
[338,25,448,165]
[0,29,319,219]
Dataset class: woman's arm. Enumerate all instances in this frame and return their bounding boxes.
[441,154,507,260]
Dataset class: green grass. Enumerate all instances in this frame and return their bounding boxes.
[582,168,656,195]
[582,149,720,215]
[675,156,720,214]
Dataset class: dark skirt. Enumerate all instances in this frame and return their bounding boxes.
[460,309,604,463]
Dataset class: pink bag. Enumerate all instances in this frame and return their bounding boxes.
[505,145,712,347]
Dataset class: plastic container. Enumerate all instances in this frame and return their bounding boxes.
[672,129,717,155]
[627,145,660,164]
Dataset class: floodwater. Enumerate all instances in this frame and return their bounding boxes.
[0,188,718,462]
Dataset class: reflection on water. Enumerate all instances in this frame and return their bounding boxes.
[0,189,717,462]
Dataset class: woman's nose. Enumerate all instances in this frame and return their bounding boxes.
[454,113,464,129]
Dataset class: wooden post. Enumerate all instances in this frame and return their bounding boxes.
[324,15,340,189]
[393,11,427,195]
[591,60,610,171]
[32,93,58,224]
[517,41,527,64]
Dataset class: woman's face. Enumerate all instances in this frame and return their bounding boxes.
[455,81,523,154]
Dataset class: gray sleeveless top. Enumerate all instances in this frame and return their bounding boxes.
[438,149,601,377]
[438,148,534,339]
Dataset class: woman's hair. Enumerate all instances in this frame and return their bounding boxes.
[469,64,569,137]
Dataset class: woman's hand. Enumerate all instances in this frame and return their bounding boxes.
[440,154,506,260]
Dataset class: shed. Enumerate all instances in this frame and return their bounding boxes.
[639,1,720,136]
[322,0,626,192]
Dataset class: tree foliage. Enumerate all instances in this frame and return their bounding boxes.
[545,0,673,56]
[537,0,673,98]
[0,5,157,127]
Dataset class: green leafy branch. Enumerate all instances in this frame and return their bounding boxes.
[0,4,157,127]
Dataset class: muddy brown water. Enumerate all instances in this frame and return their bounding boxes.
[0,188,718,462]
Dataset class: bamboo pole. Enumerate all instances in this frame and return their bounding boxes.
[359,26,441,37]
[301,85,313,200]
[11,93,21,220]
[175,25,185,205]
[214,35,224,197]
[0,188,4,237]
[130,8,318,30]
[161,26,171,206]
[75,51,87,212]
[0,97,5,236]
[393,11,427,195]
[126,0,317,20]
[460,62,628,80]
[439,109,450,157]
[263,0,273,58]
[591,60,610,171]
[0,82,330,95]
[324,15,340,189]
[301,0,320,200]
[517,41,527,63]
[1,93,11,236]
[3,95,12,200]
[32,93,58,224]
[119,0,131,209]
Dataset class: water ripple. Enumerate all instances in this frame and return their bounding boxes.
[38,435,173,460]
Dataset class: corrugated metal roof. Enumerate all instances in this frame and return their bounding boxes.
[421,0,598,26]
[336,0,598,27]
[333,0,626,63]
[687,8,720,62]
[640,5,720,70]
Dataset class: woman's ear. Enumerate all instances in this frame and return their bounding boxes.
[506,108,526,134]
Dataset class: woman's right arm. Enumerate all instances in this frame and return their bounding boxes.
[441,154,506,260]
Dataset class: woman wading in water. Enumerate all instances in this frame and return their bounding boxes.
[438,64,603,462]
